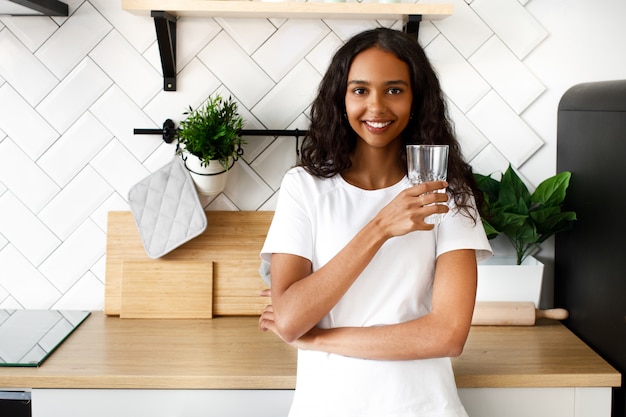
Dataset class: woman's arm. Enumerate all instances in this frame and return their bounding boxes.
[259,180,449,343]
[289,248,477,360]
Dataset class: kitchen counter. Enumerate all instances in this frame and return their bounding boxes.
[0,312,619,389]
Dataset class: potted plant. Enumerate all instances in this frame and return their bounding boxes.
[473,164,577,305]
[176,94,244,195]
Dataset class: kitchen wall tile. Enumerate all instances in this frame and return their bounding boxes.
[90,193,130,233]
[142,143,179,172]
[0,29,58,107]
[90,0,155,52]
[0,139,60,213]
[252,61,321,129]
[89,86,161,163]
[0,285,8,305]
[251,137,298,190]
[90,31,161,108]
[176,17,221,71]
[305,32,342,75]
[36,59,112,134]
[216,17,276,55]
[198,32,274,109]
[322,20,378,41]
[142,58,220,127]
[141,40,162,75]
[37,113,112,187]
[417,21,440,48]
[0,192,60,266]
[205,194,239,211]
[470,143,511,179]
[91,255,106,283]
[431,0,492,58]
[253,19,329,82]
[0,245,61,309]
[471,0,548,59]
[90,139,149,200]
[447,102,489,162]
[39,219,106,294]
[0,0,617,311]
[37,166,113,241]
[0,85,58,160]
[223,160,274,210]
[259,192,278,211]
[424,35,490,113]
[0,15,58,52]
[0,296,23,310]
[469,36,545,114]
[51,271,104,310]
[35,2,111,79]
[242,136,276,165]
[466,91,543,168]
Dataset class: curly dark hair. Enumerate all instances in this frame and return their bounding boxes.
[299,27,481,220]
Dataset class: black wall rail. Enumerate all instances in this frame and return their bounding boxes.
[133,119,308,154]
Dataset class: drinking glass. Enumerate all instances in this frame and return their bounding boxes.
[406,144,449,224]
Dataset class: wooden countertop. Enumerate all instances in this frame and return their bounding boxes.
[0,312,619,390]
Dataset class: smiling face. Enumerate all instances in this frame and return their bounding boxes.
[344,47,413,152]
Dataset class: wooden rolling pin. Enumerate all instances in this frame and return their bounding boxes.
[471,301,569,326]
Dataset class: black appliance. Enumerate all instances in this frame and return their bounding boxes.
[556,79,626,417]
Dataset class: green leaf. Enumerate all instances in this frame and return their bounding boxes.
[531,171,571,207]
[480,220,501,239]
[498,165,530,214]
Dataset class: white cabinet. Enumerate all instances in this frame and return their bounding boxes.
[32,389,294,417]
[31,387,612,417]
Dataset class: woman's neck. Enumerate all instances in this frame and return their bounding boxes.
[342,141,405,190]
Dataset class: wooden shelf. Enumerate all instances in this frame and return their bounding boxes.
[121,0,453,91]
[121,0,453,21]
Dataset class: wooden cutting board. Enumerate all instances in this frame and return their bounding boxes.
[120,260,213,319]
[105,211,274,317]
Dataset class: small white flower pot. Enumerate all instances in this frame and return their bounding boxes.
[183,155,230,196]
[476,255,544,307]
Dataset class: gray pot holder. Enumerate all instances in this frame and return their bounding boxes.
[127,157,207,258]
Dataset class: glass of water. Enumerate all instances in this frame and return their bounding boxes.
[406,144,449,224]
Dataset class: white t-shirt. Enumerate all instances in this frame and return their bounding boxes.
[261,167,492,417]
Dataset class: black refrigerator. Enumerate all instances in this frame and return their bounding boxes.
[556,79,626,417]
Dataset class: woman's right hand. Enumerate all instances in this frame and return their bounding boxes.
[376,180,449,237]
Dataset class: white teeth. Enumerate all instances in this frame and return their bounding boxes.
[366,121,392,128]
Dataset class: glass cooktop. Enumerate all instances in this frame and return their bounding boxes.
[0,310,90,367]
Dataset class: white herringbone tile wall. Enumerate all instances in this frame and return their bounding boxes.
[0,0,625,310]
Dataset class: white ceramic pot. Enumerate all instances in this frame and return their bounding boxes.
[183,155,230,196]
[476,255,544,307]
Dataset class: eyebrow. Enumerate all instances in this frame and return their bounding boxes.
[347,79,410,86]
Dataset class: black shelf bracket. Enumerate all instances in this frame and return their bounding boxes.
[404,14,422,39]
[152,10,177,91]
[7,0,68,16]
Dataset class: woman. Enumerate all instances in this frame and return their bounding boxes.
[259,27,492,417]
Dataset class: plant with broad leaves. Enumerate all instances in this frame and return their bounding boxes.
[474,164,577,265]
